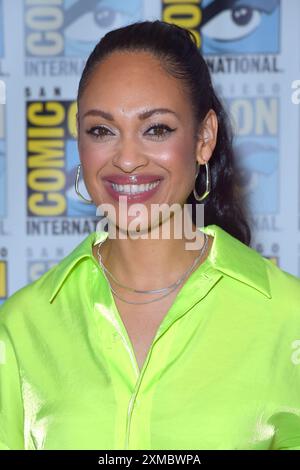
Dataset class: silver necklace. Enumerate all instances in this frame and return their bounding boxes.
[96,233,209,305]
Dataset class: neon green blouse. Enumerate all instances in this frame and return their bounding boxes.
[1,224,300,450]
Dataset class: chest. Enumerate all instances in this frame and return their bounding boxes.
[112,286,182,372]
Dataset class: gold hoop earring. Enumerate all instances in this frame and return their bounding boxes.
[74,164,93,204]
[193,162,211,201]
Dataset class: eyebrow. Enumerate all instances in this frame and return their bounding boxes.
[82,108,179,121]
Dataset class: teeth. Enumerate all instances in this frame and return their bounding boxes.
[111,180,160,194]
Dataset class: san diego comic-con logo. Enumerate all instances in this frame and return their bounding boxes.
[24,0,142,58]
[26,99,96,218]
[162,0,281,226]
[162,0,280,54]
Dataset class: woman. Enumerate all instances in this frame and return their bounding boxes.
[1,20,300,451]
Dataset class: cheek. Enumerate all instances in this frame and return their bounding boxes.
[156,138,195,175]
[78,140,109,176]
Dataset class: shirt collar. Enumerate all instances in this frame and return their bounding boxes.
[49,224,271,303]
[48,230,107,303]
[200,224,271,299]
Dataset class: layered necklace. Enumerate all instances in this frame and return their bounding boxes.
[96,233,209,305]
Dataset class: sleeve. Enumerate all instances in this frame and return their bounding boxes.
[0,321,25,450]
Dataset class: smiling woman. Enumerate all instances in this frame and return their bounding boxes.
[1,20,300,451]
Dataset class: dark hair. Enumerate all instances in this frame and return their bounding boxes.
[77,20,251,246]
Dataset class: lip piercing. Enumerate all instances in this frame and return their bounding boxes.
[129,175,137,182]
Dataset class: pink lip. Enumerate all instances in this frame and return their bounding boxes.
[103,174,163,185]
[103,179,162,204]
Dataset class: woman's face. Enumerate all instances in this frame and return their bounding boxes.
[77,51,205,234]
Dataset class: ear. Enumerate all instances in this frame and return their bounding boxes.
[195,109,218,165]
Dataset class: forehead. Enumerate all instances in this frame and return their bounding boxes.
[80,51,189,110]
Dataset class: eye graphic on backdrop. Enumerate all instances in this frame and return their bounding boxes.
[201,0,280,54]
[202,6,262,41]
[63,0,142,56]
[64,8,123,42]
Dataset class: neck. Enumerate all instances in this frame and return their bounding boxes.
[93,218,212,291]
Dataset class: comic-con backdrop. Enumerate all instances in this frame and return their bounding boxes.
[0,0,299,303]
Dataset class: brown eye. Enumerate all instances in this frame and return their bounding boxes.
[146,124,176,139]
[86,126,114,138]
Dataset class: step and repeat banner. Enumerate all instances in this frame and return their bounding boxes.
[0,0,299,303]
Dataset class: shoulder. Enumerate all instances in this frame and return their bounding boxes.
[263,256,300,307]
[0,262,58,327]
[264,255,300,290]
[0,232,99,328]
[201,224,300,312]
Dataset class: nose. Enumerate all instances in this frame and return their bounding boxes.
[112,136,148,173]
